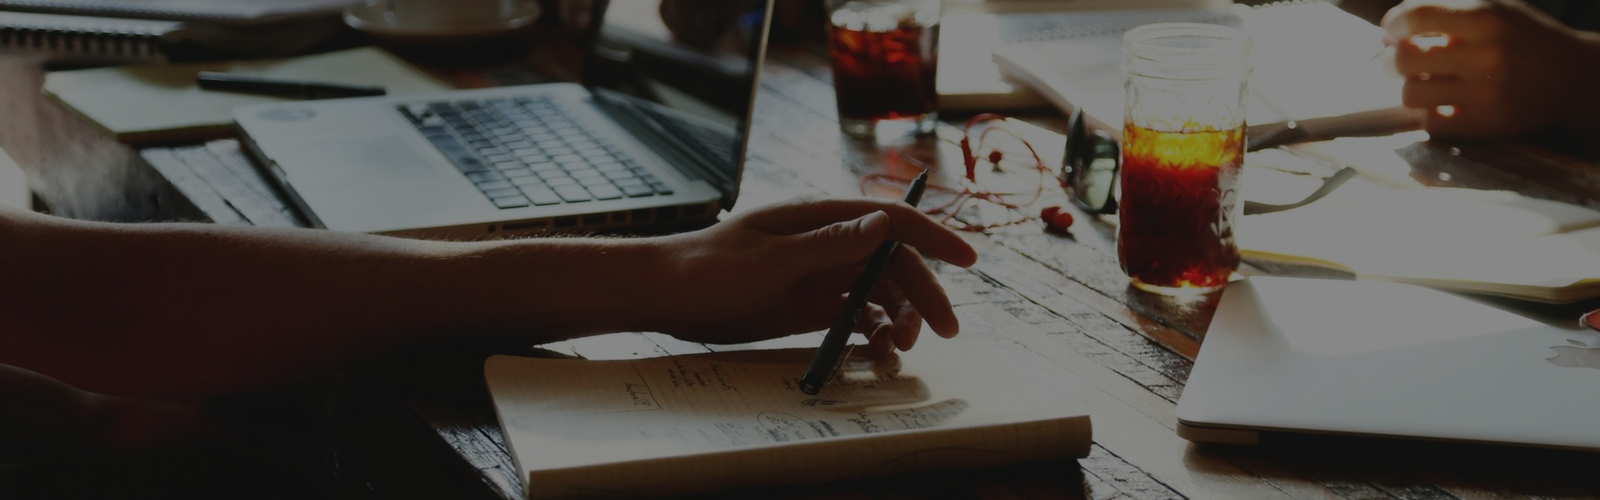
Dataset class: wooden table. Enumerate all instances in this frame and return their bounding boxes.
[6,17,1600,500]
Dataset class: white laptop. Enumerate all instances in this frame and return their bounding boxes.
[1177,276,1600,452]
[234,0,772,239]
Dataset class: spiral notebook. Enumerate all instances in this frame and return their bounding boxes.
[0,0,353,23]
[991,1,1419,134]
[0,0,349,62]
[0,11,175,61]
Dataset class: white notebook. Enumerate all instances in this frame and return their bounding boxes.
[992,1,1416,132]
[486,335,1092,499]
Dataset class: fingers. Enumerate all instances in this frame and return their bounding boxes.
[786,210,892,272]
[1401,78,1474,109]
[859,283,925,358]
[1384,0,1503,42]
[743,196,978,268]
[885,245,958,339]
[1393,36,1507,82]
[1421,104,1483,137]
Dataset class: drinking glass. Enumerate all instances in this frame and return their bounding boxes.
[824,0,941,140]
[1117,23,1251,294]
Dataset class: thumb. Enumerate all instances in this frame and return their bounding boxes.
[788,210,891,270]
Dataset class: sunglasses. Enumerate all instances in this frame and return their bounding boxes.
[1060,110,1356,216]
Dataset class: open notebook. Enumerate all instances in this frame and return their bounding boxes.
[1238,185,1600,303]
[485,335,1091,499]
[992,1,1420,134]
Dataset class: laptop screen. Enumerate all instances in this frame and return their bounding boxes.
[581,0,771,209]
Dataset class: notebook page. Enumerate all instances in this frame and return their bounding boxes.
[993,1,1405,128]
[486,335,1090,499]
[1239,187,1600,301]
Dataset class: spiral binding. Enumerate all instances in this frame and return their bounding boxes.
[1,1,254,22]
[0,22,160,58]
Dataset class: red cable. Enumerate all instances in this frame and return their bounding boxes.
[859,115,1056,232]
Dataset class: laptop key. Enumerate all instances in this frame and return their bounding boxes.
[528,161,562,173]
[521,186,564,205]
[502,168,535,178]
[545,176,578,187]
[621,184,655,197]
[588,185,624,200]
[651,183,673,195]
[579,176,612,188]
[491,196,530,209]
[568,168,602,179]
[466,172,504,183]
[429,135,492,174]
[477,180,515,191]
[611,174,643,184]
[555,185,592,202]
[510,176,545,187]
[484,187,522,199]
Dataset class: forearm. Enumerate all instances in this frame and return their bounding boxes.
[0,208,676,397]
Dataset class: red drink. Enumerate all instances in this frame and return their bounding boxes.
[827,2,938,137]
[1117,123,1244,292]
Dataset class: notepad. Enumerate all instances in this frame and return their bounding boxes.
[992,1,1416,132]
[485,335,1092,500]
[936,0,1231,110]
[42,47,451,144]
[1239,186,1600,303]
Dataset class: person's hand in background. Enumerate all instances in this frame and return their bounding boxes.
[1383,0,1600,138]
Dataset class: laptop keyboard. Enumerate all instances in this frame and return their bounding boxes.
[399,96,674,209]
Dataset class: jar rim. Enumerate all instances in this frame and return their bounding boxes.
[1123,23,1252,81]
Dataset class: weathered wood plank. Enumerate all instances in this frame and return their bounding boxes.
[959,303,1294,500]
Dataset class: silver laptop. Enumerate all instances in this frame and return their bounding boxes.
[1178,276,1600,452]
[234,0,772,239]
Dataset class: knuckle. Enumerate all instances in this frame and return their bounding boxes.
[818,220,857,244]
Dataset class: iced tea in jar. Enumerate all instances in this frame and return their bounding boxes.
[1117,23,1251,294]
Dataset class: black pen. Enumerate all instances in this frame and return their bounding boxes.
[799,170,929,395]
[196,71,387,100]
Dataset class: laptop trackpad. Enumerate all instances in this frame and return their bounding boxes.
[274,136,437,188]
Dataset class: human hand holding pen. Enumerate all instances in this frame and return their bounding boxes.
[639,193,977,355]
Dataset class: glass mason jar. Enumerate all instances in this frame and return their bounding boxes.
[824,0,941,140]
[1116,23,1251,294]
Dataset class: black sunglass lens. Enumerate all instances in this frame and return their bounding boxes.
[1073,132,1118,212]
